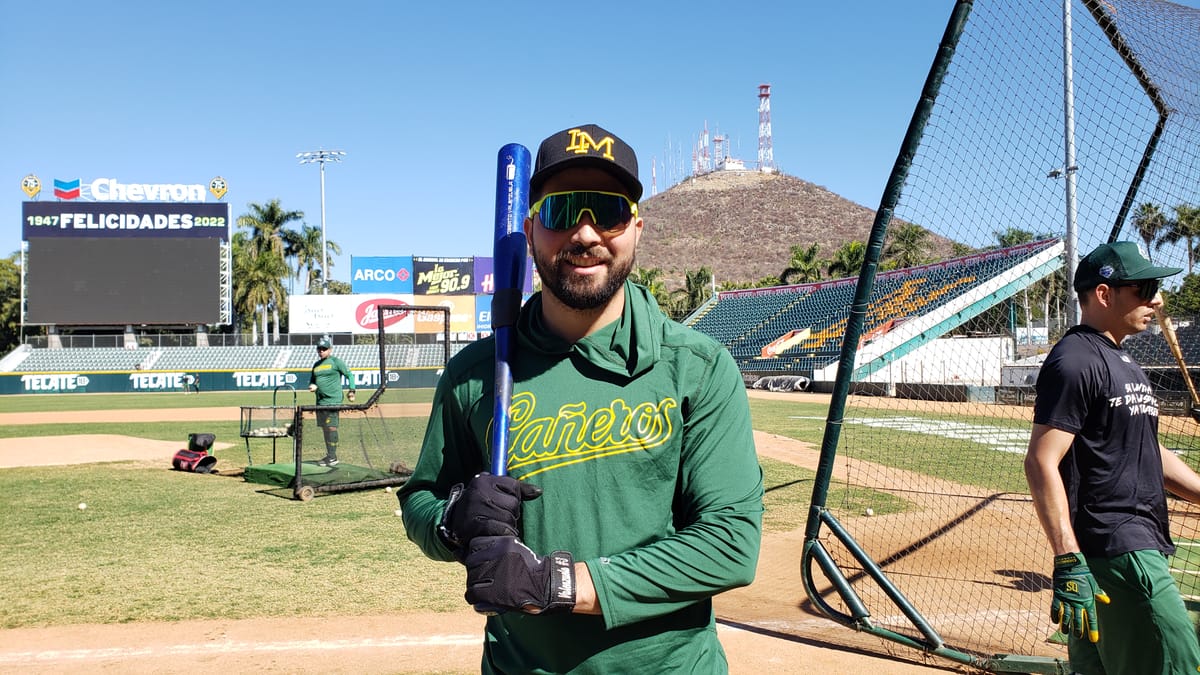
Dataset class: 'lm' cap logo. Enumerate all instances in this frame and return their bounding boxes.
[565,128,615,160]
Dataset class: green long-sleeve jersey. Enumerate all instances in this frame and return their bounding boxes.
[399,282,764,673]
[309,355,354,405]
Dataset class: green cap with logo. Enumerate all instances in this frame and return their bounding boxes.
[317,336,332,350]
[1073,241,1181,292]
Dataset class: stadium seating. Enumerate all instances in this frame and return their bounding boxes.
[690,240,1060,375]
[13,347,152,372]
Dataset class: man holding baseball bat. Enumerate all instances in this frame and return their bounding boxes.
[1025,241,1200,674]
[399,124,763,673]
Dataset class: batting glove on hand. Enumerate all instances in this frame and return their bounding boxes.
[464,536,575,615]
[437,473,542,559]
[1051,552,1110,642]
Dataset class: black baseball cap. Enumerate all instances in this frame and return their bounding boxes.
[530,124,643,202]
[1073,241,1182,292]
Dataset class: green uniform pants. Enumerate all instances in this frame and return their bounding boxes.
[1068,549,1200,675]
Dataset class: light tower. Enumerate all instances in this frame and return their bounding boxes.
[757,84,775,172]
[296,149,346,294]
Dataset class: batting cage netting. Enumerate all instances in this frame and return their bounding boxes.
[793,1,1200,672]
[242,305,449,501]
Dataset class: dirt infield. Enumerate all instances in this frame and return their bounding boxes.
[0,394,970,673]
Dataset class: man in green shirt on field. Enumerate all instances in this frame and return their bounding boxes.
[399,124,764,673]
[308,336,354,467]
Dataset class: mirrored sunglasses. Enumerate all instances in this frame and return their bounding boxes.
[529,191,638,232]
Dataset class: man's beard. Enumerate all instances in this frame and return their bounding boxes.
[531,241,633,311]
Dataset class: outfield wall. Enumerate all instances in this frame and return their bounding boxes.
[0,368,440,395]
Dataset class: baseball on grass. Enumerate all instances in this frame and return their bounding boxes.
[78,502,87,511]
[393,508,403,517]
[864,507,874,516]
[384,486,392,493]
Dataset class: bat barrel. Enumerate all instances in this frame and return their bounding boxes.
[490,143,531,476]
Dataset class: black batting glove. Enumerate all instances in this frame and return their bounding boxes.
[464,535,575,615]
[436,473,542,559]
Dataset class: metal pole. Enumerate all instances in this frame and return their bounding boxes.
[1062,0,1080,325]
[320,161,328,295]
[19,240,26,344]
[297,149,345,296]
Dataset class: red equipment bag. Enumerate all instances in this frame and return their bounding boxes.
[173,449,217,473]
[174,432,218,473]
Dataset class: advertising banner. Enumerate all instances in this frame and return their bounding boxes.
[413,257,474,295]
[0,368,441,395]
[475,294,493,333]
[351,256,414,294]
[473,256,537,294]
[289,294,416,334]
[22,202,229,239]
[413,295,475,333]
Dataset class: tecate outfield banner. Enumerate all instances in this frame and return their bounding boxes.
[0,368,441,395]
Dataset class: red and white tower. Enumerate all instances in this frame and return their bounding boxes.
[757,84,775,172]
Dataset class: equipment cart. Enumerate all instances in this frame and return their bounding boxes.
[239,385,298,465]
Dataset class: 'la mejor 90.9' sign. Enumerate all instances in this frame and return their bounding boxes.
[22,202,229,239]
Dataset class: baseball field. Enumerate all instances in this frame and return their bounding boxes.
[0,388,985,674]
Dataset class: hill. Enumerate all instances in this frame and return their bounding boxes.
[636,170,955,289]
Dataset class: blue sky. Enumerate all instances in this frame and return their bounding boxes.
[0,2,1007,283]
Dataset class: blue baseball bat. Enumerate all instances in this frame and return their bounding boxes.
[490,144,530,477]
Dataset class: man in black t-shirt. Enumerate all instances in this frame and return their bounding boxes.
[1025,241,1200,674]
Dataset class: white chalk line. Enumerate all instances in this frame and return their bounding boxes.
[791,415,1029,454]
[0,633,480,665]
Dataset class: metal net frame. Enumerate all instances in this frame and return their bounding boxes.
[798,1,1200,671]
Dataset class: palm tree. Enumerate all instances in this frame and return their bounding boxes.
[321,238,343,291]
[883,223,931,269]
[670,267,714,319]
[232,231,289,345]
[630,267,672,310]
[993,227,1036,342]
[1132,202,1168,263]
[1160,203,1200,274]
[283,223,324,294]
[0,251,21,353]
[238,199,303,259]
[237,200,303,343]
[995,226,1035,248]
[780,243,824,285]
[827,240,866,279]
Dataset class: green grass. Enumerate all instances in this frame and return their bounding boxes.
[0,390,905,628]
[0,462,458,627]
[0,421,244,441]
[0,388,436,413]
[748,399,1031,494]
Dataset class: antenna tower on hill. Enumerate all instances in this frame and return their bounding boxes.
[757,84,775,173]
